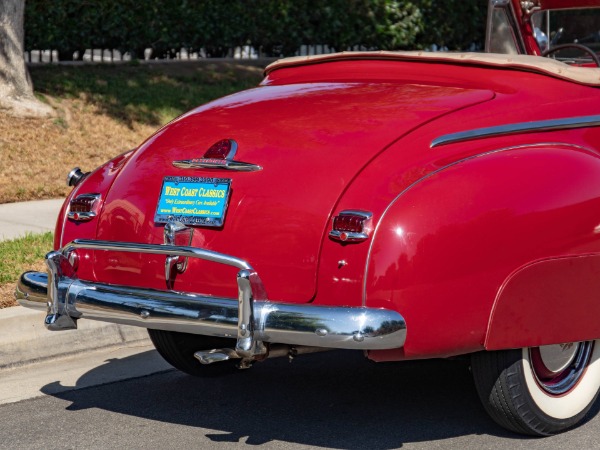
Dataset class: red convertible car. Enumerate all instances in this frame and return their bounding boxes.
[16,0,600,436]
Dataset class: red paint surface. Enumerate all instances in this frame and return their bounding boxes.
[487,254,600,349]
[91,80,493,302]
[365,144,600,359]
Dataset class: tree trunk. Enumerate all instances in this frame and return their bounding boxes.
[0,0,53,118]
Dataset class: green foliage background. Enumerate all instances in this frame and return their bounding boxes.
[25,1,486,59]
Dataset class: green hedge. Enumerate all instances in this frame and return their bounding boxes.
[25,1,486,60]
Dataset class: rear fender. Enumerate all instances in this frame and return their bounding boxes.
[55,150,135,282]
[365,143,600,360]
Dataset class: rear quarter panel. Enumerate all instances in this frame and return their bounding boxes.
[363,142,600,360]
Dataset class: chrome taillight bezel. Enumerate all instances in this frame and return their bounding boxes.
[67,193,102,222]
[329,210,373,243]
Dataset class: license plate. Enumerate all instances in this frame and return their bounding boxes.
[154,176,231,227]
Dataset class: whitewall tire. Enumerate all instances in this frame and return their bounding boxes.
[471,341,600,435]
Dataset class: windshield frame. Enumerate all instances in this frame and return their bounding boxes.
[487,0,600,59]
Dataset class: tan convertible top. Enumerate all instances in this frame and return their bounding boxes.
[265,51,600,86]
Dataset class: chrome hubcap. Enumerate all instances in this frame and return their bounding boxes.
[530,341,594,395]
[539,343,579,373]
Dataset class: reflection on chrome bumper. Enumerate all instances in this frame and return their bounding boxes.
[16,240,406,355]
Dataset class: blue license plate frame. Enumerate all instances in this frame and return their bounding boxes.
[154,176,231,227]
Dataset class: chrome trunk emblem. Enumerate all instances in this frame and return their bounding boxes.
[172,139,262,172]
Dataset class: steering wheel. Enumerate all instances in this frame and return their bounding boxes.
[542,43,600,67]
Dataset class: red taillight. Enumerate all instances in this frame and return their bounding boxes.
[329,210,373,243]
[68,193,101,222]
[333,215,365,233]
[203,139,237,160]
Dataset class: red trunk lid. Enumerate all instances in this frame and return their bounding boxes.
[94,81,493,302]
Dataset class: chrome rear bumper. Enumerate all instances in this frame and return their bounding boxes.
[16,239,406,356]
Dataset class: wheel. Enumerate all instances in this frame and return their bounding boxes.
[471,341,600,436]
[148,329,240,376]
[542,43,600,66]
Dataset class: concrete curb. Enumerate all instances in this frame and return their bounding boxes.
[0,199,154,369]
[0,306,150,369]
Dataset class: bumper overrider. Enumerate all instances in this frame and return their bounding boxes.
[16,239,407,361]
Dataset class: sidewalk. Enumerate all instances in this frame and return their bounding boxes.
[0,199,150,369]
[0,198,63,240]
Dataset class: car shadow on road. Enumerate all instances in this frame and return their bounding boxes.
[41,349,522,448]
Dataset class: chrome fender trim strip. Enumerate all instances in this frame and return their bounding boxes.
[172,159,262,172]
[431,115,600,148]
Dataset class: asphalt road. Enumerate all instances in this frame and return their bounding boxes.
[1,349,599,449]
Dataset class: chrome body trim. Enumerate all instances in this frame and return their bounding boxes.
[335,210,373,218]
[173,139,261,172]
[71,193,101,201]
[60,239,268,356]
[163,221,194,289]
[65,239,254,271]
[219,139,238,160]
[16,240,407,352]
[66,211,96,222]
[329,230,369,242]
[67,193,101,222]
[431,115,600,148]
[172,159,262,172]
[329,210,373,243]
